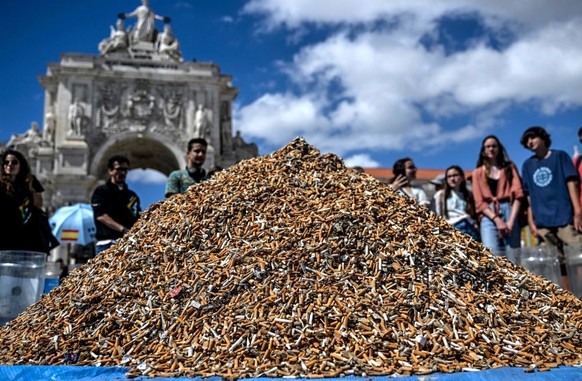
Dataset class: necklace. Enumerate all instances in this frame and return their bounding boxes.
[487,165,500,180]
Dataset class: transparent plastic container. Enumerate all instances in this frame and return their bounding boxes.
[43,261,61,295]
[505,247,521,266]
[518,246,561,287]
[0,251,46,326]
[565,244,582,298]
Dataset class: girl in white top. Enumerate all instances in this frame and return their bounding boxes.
[390,157,429,206]
[434,165,480,241]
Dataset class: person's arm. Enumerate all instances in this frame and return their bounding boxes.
[471,168,489,215]
[567,180,582,231]
[526,195,537,238]
[507,198,520,233]
[506,164,524,232]
[122,8,138,18]
[96,214,128,235]
[433,190,444,217]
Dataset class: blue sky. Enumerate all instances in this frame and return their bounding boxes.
[1,1,581,209]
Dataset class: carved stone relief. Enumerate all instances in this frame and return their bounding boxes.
[95,81,190,143]
[160,88,184,130]
[96,82,125,130]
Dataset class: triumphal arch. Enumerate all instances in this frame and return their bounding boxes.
[4,1,257,213]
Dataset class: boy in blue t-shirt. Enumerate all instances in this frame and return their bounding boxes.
[520,126,582,288]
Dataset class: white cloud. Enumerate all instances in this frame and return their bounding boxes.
[235,92,330,146]
[243,1,582,32]
[236,1,582,159]
[127,169,167,185]
[343,154,380,168]
[174,2,194,10]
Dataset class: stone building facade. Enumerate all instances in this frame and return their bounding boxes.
[3,5,257,214]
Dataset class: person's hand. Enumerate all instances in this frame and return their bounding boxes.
[390,175,408,191]
[529,221,538,238]
[574,213,582,232]
[505,220,514,236]
[494,216,509,238]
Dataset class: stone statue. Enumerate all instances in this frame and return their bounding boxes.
[43,110,56,143]
[156,25,182,61]
[194,104,212,140]
[7,122,42,147]
[120,0,170,44]
[98,19,129,55]
[68,101,84,136]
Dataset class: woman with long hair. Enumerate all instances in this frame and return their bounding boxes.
[472,135,524,256]
[434,165,480,241]
[0,149,54,253]
[390,157,429,207]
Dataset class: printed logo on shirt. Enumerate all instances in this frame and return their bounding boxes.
[127,196,139,217]
[18,197,33,224]
[533,166,552,188]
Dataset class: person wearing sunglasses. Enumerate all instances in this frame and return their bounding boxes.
[91,155,141,254]
[0,149,58,253]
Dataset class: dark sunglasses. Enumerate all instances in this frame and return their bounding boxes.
[113,167,129,172]
[3,160,19,166]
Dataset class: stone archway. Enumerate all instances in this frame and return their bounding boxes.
[89,131,185,182]
[4,12,259,213]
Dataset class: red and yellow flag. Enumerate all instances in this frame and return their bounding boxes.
[61,229,79,241]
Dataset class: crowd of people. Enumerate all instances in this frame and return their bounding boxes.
[389,126,582,288]
[2,127,581,288]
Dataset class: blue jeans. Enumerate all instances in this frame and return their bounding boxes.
[453,219,480,242]
[480,201,520,256]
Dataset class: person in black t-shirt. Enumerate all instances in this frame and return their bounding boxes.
[91,155,141,254]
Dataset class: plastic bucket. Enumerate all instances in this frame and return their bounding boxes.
[565,244,582,298]
[505,247,521,266]
[518,246,561,287]
[43,261,62,295]
[0,251,46,325]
